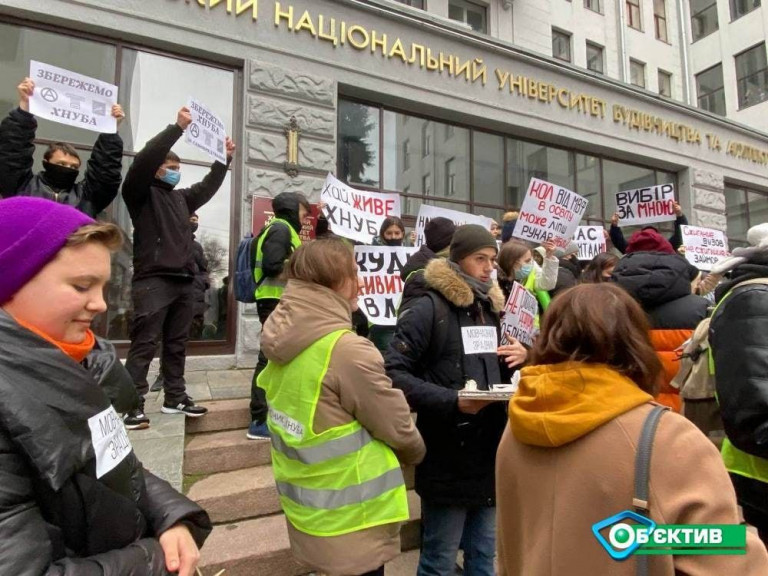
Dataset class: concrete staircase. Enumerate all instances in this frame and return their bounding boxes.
[183,398,421,575]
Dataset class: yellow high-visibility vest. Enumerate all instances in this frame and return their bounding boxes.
[254,218,302,301]
[257,329,409,537]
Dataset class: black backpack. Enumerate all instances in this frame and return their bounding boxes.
[234,233,258,303]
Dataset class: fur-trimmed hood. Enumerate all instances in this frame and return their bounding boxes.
[423,258,505,312]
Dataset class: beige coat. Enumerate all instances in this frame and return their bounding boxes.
[496,362,768,576]
[261,279,425,576]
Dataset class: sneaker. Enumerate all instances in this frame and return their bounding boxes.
[161,397,208,417]
[246,420,270,440]
[150,374,164,393]
[124,409,150,430]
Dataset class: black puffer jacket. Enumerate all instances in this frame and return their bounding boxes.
[0,312,211,575]
[398,245,437,313]
[0,108,123,217]
[258,192,305,280]
[711,257,768,460]
[122,124,229,281]
[385,259,509,507]
[550,257,582,299]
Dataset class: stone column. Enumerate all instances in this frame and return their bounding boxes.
[236,60,337,367]
[690,169,727,232]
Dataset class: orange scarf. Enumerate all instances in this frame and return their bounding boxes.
[12,316,96,364]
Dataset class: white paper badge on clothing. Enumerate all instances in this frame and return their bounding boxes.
[186,97,228,164]
[88,405,133,479]
[28,61,118,133]
[461,326,498,355]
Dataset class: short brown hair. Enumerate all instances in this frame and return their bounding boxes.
[287,238,356,291]
[165,151,181,164]
[498,240,531,278]
[44,142,80,163]
[65,222,123,252]
[530,283,662,395]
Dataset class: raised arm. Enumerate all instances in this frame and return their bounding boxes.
[79,105,125,216]
[0,78,37,198]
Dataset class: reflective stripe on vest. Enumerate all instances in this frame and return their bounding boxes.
[257,329,409,537]
[254,218,302,301]
[722,438,768,483]
[523,270,550,328]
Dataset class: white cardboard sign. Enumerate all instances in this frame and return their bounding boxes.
[321,174,401,244]
[186,97,228,164]
[574,226,607,260]
[513,178,589,250]
[616,183,676,226]
[500,282,538,347]
[29,60,117,133]
[681,225,730,271]
[355,246,417,326]
[87,405,132,479]
[461,326,498,355]
[414,205,493,247]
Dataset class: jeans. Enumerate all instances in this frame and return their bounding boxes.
[125,277,195,404]
[417,500,495,576]
[250,298,279,422]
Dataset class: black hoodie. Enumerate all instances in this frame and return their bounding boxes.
[259,192,305,279]
[399,245,438,313]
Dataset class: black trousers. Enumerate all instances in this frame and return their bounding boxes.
[731,472,768,545]
[126,276,195,405]
[250,298,279,422]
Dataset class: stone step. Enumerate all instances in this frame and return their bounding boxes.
[186,464,417,525]
[185,398,251,435]
[197,491,421,576]
[184,429,271,475]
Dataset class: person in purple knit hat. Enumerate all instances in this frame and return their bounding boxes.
[0,197,211,575]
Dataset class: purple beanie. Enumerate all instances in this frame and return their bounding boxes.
[0,197,94,304]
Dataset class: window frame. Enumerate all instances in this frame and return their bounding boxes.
[627,0,643,31]
[630,59,646,88]
[654,0,669,43]
[447,0,488,33]
[735,43,768,110]
[695,63,727,115]
[0,15,242,356]
[393,0,426,9]
[552,28,573,63]
[730,0,761,21]
[690,0,719,42]
[586,41,605,74]
[658,69,673,97]
[584,0,604,14]
[725,184,768,246]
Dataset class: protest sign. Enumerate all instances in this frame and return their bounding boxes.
[251,196,319,242]
[500,282,538,347]
[29,60,117,133]
[461,327,498,355]
[573,226,607,260]
[186,97,228,164]
[513,178,589,250]
[414,205,493,247]
[355,246,416,326]
[615,183,676,226]
[681,225,730,271]
[321,174,401,244]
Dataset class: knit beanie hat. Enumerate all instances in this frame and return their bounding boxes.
[0,197,94,304]
[625,228,676,255]
[450,224,498,262]
[501,220,517,243]
[425,217,456,252]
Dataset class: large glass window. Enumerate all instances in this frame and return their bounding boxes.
[553,29,572,63]
[587,42,605,74]
[602,160,656,219]
[448,0,488,33]
[696,64,726,115]
[735,43,768,109]
[691,0,719,41]
[472,132,505,208]
[507,140,575,209]
[654,0,668,42]
[337,100,380,186]
[726,185,768,247]
[576,154,602,220]
[627,0,643,30]
[630,59,646,88]
[730,0,761,20]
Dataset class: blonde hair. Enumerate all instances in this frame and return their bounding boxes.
[65,222,123,251]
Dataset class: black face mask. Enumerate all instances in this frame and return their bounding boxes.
[382,237,403,247]
[190,223,199,234]
[42,161,79,190]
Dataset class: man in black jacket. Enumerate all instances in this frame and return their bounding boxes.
[247,192,310,440]
[399,216,455,313]
[385,225,522,576]
[123,107,234,428]
[0,77,125,217]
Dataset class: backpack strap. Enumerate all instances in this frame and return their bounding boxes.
[634,405,668,576]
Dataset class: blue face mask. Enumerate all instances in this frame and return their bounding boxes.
[160,169,181,187]
[515,263,533,281]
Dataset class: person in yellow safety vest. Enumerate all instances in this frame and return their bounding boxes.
[497,239,558,327]
[257,238,425,576]
[710,222,768,545]
[247,192,310,441]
